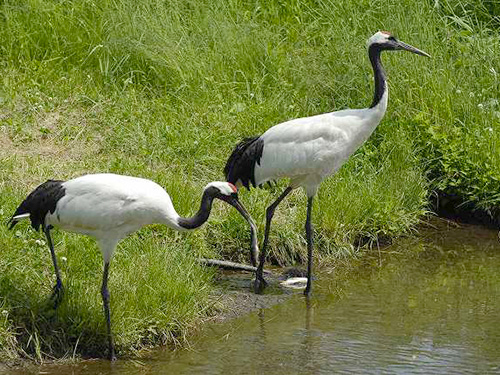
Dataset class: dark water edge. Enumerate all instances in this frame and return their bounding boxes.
[433,192,500,229]
[2,219,500,374]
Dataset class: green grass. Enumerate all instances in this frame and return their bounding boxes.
[0,0,498,360]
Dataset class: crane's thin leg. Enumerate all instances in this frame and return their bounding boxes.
[101,261,116,361]
[304,196,314,297]
[254,186,293,294]
[44,226,64,308]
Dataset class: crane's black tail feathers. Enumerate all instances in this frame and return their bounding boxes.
[224,136,264,190]
[8,180,66,231]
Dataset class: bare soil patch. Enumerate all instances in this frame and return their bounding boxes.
[208,269,300,323]
[0,110,102,188]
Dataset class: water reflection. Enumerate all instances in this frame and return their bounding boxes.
[8,222,500,374]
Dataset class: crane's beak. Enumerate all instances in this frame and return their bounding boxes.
[223,195,260,267]
[397,40,431,58]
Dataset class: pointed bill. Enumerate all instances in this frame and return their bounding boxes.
[225,197,259,267]
[397,41,431,57]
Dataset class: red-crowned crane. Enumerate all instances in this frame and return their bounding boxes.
[224,31,430,296]
[8,173,256,360]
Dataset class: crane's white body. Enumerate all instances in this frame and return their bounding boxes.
[254,89,388,197]
[49,174,183,232]
[43,174,183,261]
[13,174,241,263]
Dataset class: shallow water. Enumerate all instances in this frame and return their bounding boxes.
[7,222,500,374]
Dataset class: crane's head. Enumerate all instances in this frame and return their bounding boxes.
[204,181,252,222]
[367,31,430,57]
[205,181,239,200]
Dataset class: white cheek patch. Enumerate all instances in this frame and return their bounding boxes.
[367,31,392,47]
[205,181,235,196]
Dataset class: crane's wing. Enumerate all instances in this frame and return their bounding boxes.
[255,111,362,185]
[224,136,264,189]
[50,174,171,234]
[8,180,65,231]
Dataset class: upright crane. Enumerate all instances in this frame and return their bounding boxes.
[224,31,430,296]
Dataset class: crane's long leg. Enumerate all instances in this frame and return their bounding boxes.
[101,261,116,361]
[254,186,293,294]
[304,196,314,296]
[44,226,64,308]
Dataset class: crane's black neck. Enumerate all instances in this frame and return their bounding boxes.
[177,190,215,230]
[368,44,387,109]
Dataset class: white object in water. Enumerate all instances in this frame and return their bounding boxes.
[280,277,308,290]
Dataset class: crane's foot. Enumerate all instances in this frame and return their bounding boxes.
[50,280,64,309]
[252,277,268,294]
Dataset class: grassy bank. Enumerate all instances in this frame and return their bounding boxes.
[0,0,498,360]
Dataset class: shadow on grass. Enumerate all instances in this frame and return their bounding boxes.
[2,276,109,360]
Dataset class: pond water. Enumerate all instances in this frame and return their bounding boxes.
[6,221,500,374]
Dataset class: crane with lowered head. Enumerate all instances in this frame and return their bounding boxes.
[8,173,256,360]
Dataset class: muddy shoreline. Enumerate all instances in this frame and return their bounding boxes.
[207,269,303,323]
